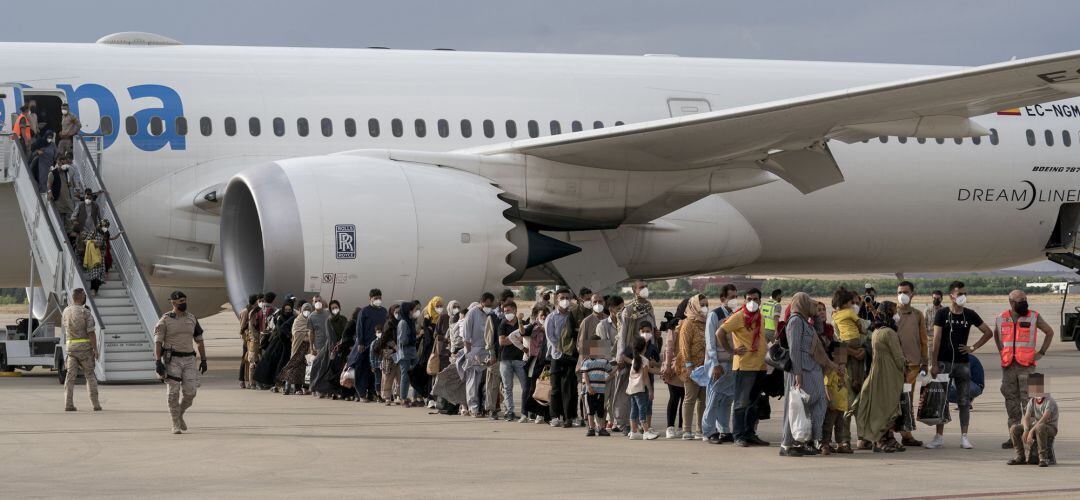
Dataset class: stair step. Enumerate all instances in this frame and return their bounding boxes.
[93,297,132,308]
[104,350,154,362]
[105,360,156,372]
[96,289,130,299]
[98,306,137,317]
[99,281,126,291]
[102,332,151,343]
[103,323,145,334]
[104,341,152,352]
[101,370,158,382]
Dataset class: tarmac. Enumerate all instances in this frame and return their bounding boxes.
[2,297,1080,499]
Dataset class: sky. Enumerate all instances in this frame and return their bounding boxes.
[3,0,1078,65]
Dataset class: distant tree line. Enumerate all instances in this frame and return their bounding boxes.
[0,288,26,305]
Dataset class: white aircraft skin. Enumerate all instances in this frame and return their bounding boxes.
[0,41,1076,315]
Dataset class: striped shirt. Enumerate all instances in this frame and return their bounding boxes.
[581,358,610,393]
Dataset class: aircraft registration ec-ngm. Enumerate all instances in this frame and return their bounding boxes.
[2,32,1080,316]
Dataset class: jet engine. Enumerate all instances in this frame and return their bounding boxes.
[219,152,578,310]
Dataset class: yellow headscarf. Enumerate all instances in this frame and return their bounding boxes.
[424,296,444,322]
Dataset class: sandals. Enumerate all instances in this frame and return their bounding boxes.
[835,443,854,454]
[873,441,899,453]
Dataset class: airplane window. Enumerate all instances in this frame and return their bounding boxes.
[935,138,945,144]
[321,118,333,137]
[199,117,212,136]
[897,136,907,144]
[972,136,981,145]
[414,119,426,138]
[100,116,113,136]
[175,117,187,136]
[368,118,380,137]
[297,118,309,137]
[527,120,539,138]
[878,136,887,143]
[224,117,237,137]
[150,117,164,136]
[344,118,356,137]
[273,117,285,137]
[460,119,472,138]
[1025,129,1035,146]
[249,117,261,137]
[550,120,562,135]
[1063,130,1072,147]
[989,128,999,145]
[124,116,137,136]
[953,138,963,145]
[437,119,449,138]
[391,119,403,137]
[505,120,517,138]
[593,121,604,129]
[615,121,625,126]
[483,119,494,138]
[571,121,583,132]
[916,137,926,144]
[1044,129,1054,146]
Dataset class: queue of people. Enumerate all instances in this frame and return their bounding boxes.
[216,279,1059,465]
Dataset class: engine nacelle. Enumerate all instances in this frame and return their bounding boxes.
[220,152,519,310]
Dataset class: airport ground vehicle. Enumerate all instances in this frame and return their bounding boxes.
[1059,282,1080,350]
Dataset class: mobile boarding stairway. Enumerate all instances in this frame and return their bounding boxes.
[0,135,160,382]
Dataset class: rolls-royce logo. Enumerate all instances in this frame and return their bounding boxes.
[335,224,356,259]
[957,180,1080,210]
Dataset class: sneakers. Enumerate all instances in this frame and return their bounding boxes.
[427,400,437,409]
[643,430,659,440]
[747,435,771,446]
[961,435,973,449]
[665,426,681,439]
[518,415,530,423]
[719,433,735,443]
[924,434,944,449]
[549,418,563,427]
[586,428,597,437]
[534,415,546,424]
[504,412,517,422]
[628,432,643,440]
[597,429,611,437]
[682,432,696,441]
[707,433,722,445]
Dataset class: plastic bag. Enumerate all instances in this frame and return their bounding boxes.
[690,364,710,387]
[340,368,356,389]
[788,386,812,442]
[895,383,915,432]
[917,374,951,426]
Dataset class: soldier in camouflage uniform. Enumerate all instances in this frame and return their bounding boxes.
[62,288,101,411]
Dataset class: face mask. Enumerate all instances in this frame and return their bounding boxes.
[954,294,967,306]
[412,310,421,319]
[852,304,860,315]
[726,298,739,311]
[592,303,604,314]
[638,288,650,299]
[482,307,492,315]
[892,313,900,323]
[435,306,445,315]
[451,307,460,316]
[745,300,760,313]
[933,298,942,306]
[583,300,593,309]
[84,199,92,205]
[61,165,69,171]
[176,302,188,312]
[393,312,400,320]
[62,109,68,115]
[372,299,383,307]
[505,312,516,321]
[302,310,311,318]
[642,332,654,342]
[1015,300,1029,316]
[314,302,324,310]
[558,299,570,310]
[331,308,340,316]
[897,293,911,305]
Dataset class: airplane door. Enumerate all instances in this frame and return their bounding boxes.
[667,98,712,117]
[0,86,15,133]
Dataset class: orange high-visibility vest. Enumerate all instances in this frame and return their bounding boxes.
[12,113,30,142]
[998,310,1038,367]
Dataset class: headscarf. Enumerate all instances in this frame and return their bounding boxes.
[685,295,707,323]
[446,300,461,323]
[424,296,444,323]
[790,292,815,319]
[398,300,418,346]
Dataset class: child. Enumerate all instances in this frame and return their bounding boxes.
[823,343,850,454]
[1008,373,1058,467]
[625,336,658,440]
[370,326,400,405]
[580,341,612,436]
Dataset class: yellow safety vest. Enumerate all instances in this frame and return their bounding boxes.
[761,300,779,331]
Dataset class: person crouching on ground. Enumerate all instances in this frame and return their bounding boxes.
[1008,372,1058,467]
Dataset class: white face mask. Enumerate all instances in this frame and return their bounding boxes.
[641,332,653,342]
[505,312,516,321]
[638,288,650,299]
[314,302,324,310]
[61,164,69,171]
[892,313,901,323]
[482,306,493,315]
[62,109,68,115]
[726,298,739,311]
[583,300,593,309]
[393,312,400,320]
[84,198,92,205]
[897,293,911,305]
[331,308,340,316]
[852,304,861,315]
[954,294,967,306]
[302,310,311,318]
[745,300,760,313]
[411,310,421,319]
[451,307,460,316]
[435,306,445,315]
[372,299,383,307]
[592,303,604,314]
[558,299,570,310]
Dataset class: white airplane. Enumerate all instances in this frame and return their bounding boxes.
[3,32,1080,317]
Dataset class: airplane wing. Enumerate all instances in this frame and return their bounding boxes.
[455,50,1080,194]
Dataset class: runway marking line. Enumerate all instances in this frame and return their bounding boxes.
[887,487,1080,499]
